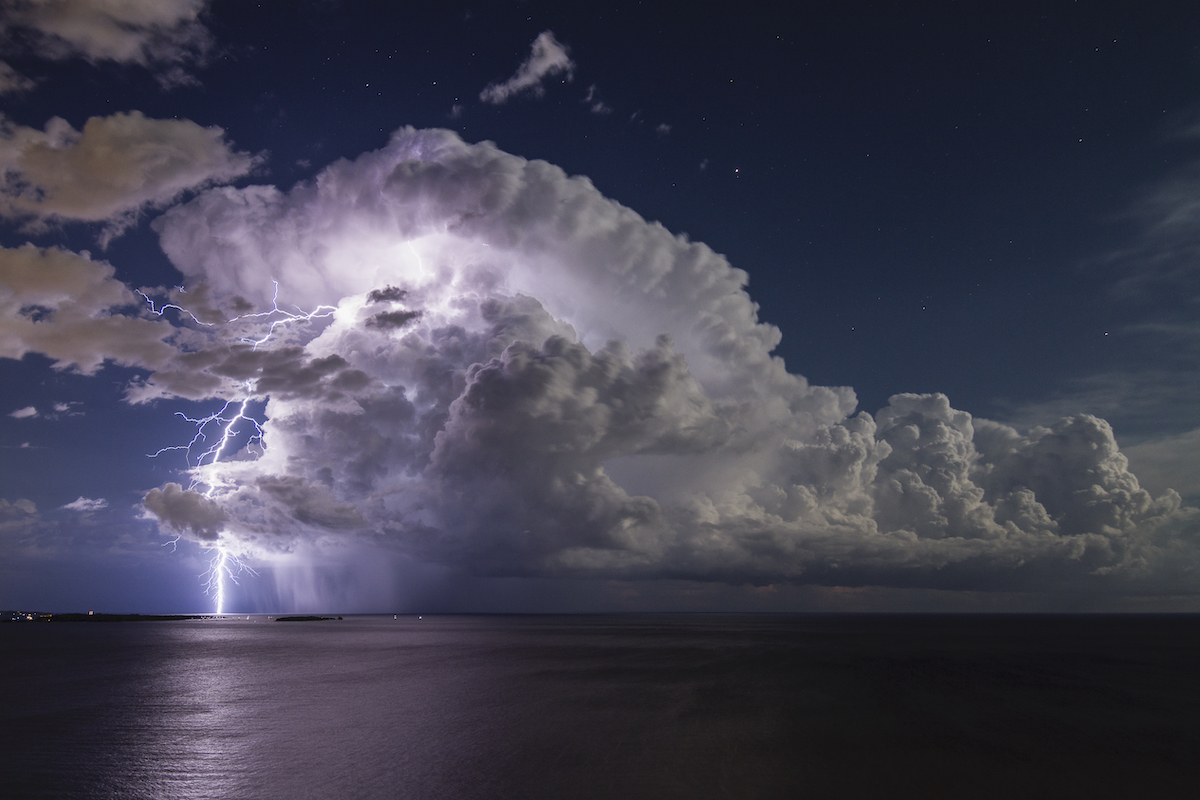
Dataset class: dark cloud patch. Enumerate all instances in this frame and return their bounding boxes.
[367,285,408,304]
[129,345,371,403]
[143,483,226,541]
[367,309,421,331]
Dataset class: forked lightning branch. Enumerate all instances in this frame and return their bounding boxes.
[143,282,337,612]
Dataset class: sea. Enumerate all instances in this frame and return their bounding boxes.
[2,614,1198,799]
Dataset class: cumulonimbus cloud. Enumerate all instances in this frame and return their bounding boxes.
[480,31,575,105]
[113,126,1198,595]
[0,111,258,243]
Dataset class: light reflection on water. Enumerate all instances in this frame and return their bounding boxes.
[4,614,1200,799]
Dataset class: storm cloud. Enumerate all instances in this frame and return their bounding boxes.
[123,127,1199,592]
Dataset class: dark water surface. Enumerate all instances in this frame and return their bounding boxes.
[3,614,1198,799]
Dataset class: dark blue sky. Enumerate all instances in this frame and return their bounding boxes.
[2,1,1199,613]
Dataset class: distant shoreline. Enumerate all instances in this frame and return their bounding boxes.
[3,613,218,622]
[2,612,348,622]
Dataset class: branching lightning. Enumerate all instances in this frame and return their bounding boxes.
[204,548,257,615]
[229,279,338,347]
[143,281,336,612]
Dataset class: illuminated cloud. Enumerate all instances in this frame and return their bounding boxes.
[0,111,258,243]
[0,243,179,373]
[127,127,1200,594]
[61,496,107,512]
[0,0,212,86]
[143,482,226,541]
[480,31,574,105]
[4,401,80,420]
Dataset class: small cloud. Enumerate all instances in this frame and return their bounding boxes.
[45,401,83,418]
[9,406,37,419]
[62,497,108,513]
[480,31,575,105]
[655,123,671,136]
[0,60,36,95]
[583,84,612,115]
[144,482,227,541]
[699,159,709,171]
[449,104,464,120]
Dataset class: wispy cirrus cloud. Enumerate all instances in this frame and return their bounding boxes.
[480,31,574,105]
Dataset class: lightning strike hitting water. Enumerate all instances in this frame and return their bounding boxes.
[142,284,337,611]
[204,548,256,614]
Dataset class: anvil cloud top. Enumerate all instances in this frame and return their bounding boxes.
[2,1,1199,612]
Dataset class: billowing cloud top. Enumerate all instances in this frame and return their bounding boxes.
[100,126,1197,595]
[480,31,575,105]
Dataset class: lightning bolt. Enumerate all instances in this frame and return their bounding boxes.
[143,281,334,612]
[228,279,338,347]
[149,395,265,480]
[203,548,257,615]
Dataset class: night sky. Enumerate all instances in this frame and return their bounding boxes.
[2,0,1198,613]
